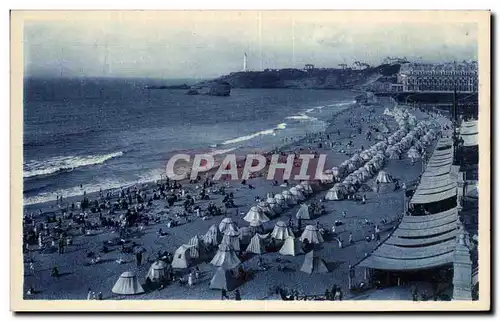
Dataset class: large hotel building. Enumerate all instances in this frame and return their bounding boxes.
[396,61,478,93]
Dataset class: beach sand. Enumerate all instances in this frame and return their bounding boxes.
[22,98,434,300]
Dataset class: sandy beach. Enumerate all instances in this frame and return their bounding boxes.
[22,97,436,300]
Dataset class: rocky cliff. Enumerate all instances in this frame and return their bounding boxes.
[202,64,400,90]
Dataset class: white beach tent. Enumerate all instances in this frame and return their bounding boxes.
[300,181,314,194]
[245,233,266,254]
[112,271,145,295]
[219,217,238,233]
[376,171,393,184]
[210,243,241,269]
[204,224,222,247]
[209,267,238,291]
[325,186,344,201]
[257,201,275,217]
[266,197,283,214]
[146,260,170,283]
[282,190,297,206]
[238,226,254,245]
[296,204,312,220]
[243,206,270,225]
[221,229,241,252]
[299,225,324,244]
[188,235,203,259]
[171,244,194,269]
[271,221,294,240]
[300,250,329,274]
[290,187,305,201]
[279,236,304,256]
[274,193,287,208]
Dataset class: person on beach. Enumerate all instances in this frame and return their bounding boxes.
[234,289,241,301]
[188,271,194,287]
[349,233,353,245]
[342,211,347,218]
[135,252,142,266]
[221,289,229,300]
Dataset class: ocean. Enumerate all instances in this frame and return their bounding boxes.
[23,77,357,206]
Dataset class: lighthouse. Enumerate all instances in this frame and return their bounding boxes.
[243,53,248,72]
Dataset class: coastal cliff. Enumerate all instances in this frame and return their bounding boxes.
[203,63,400,90]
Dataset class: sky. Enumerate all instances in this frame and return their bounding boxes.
[22,11,479,79]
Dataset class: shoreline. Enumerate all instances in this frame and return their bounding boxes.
[23,98,359,214]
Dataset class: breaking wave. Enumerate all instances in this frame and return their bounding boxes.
[24,151,124,179]
[221,123,287,145]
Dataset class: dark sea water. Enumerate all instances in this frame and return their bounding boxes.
[23,77,357,206]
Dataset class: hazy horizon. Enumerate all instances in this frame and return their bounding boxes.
[23,11,478,79]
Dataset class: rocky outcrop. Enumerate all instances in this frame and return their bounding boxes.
[208,81,231,96]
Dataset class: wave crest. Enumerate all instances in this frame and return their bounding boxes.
[24,151,124,178]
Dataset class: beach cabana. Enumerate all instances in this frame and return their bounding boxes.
[257,201,275,218]
[274,193,287,208]
[243,206,270,225]
[300,181,314,194]
[279,236,304,256]
[282,190,297,206]
[376,171,393,184]
[146,260,170,283]
[407,148,421,161]
[171,244,194,269]
[188,235,203,259]
[221,229,241,252]
[300,250,329,274]
[209,267,238,291]
[219,217,238,233]
[112,271,145,295]
[296,204,311,220]
[299,225,324,244]
[238,226,254,245]
[271,221,294,241]
[210,243,241,269]
[204,224,222,247]
[266,197,282,214]
[325,186,345,201]
[290,187,305,201]
[245,233,266,255]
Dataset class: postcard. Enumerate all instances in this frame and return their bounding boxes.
[10,10,490,312]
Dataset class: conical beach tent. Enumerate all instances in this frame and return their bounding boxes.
[325,186,344,201]
[290,187,305,201]
[271,221,294,240]
[300,250,329,274]
[188,235,203,259]
[171,244,194,269]
[210,243,241,269]
[209,267,238,291]
[282,190,296,206]
[221,229,240,252]
[219,217,238,233]
[146,260,170,282]
[266,197,282,214]
[257,201,275,217]
[204,224,222,246]
[376,171,393,183]
[112,271,145,295]
[243,206,270,225]
[246,233,266,254]
[279,236,304,256]
[274,193,287,208]
[299,225,324,244]
[296,204,311,220]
